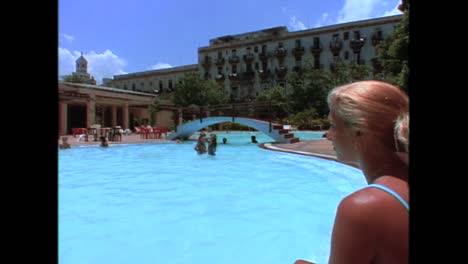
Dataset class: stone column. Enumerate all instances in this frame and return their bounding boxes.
[122,102,129,129]
[148,105,153,126]
[178,108,183,126]
[86,95,96,128]
[59,102,67,135]
[111,105,117,127]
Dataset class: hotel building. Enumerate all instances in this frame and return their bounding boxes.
[106,14,403,102]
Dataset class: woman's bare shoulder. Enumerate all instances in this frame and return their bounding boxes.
[338,189,384,222]
[338,183,408,227]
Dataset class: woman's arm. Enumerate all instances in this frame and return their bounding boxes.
[328,194,378,264]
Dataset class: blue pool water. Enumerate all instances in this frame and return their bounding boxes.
[59,132,366,264]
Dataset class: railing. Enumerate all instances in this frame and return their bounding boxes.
[173,101,288,132]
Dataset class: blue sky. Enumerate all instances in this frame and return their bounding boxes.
[59,0,402,84]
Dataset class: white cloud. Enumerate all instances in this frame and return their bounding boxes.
[314,13,331,28]
[382,1,403,17]
[336,0,401,23]
[310,0,401,28]
[289,16,308,31]
[61,33,74,42]
[58,48,128,85]
[148,63,172,70]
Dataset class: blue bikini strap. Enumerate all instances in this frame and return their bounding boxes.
[366,183,409,212]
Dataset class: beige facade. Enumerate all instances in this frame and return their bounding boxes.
[198,15,402,101]
[108,64,198,94]
[58,81,175,135]
[104,15,402,103]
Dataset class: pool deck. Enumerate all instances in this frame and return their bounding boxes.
[59,132,355,167]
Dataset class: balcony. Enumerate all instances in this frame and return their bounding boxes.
[292,46,305,58]
[275,66,288,79]
[241,70,255,81]
[243,53,255,63]
[228,55,240,64]
[310,43,322,56]
[329,40,343,56]
[200,56,212,69]
[258,51,271,62]
[274,47,287,58]
[228,72,239,81]
[258,69,270,80]
[215,73,225,82]
[215,57,225,66]
[350,37,366,52]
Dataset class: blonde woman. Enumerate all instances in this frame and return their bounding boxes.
[296,80,409,264]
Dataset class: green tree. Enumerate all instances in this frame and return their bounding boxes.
[255,85,288,119]
[174,73,227,107]
[286,58,370,119]
[377,7,409,92]
[149,97,161,126]
[61,74,83,83]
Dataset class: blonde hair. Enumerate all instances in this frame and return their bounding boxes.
[394,113,409,153]
[327,80,409,152]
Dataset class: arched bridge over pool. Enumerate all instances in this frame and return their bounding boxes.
[167,116,299,143]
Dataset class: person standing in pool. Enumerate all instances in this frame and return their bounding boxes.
[194,132,207,154]
[295,80,409,264]
[100,135,109,147]
[207,134,217,155]
[59,136,71,149]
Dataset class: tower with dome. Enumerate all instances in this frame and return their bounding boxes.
[72,52,96,85]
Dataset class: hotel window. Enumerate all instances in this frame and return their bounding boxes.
[332,34,339,42]
[255,62,259,70]
[232,49,237,56]
[169,80,173,89]
[295,39,301,47]
[124,84,127,90]
[278,42,283,48]
[313,37,320,47]
[344,32,349,40]
[218,51,222,58]
[247,47,251,53]
[344,51,349,60]
[159,81,163,90]
[217,66,223,73]
[353,31,360,40]
[254,46,258,53]
[232,65,237,73]
[262,45,267,52]
[132,83,136,91]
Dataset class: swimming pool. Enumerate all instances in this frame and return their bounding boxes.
[59,132,366,264]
